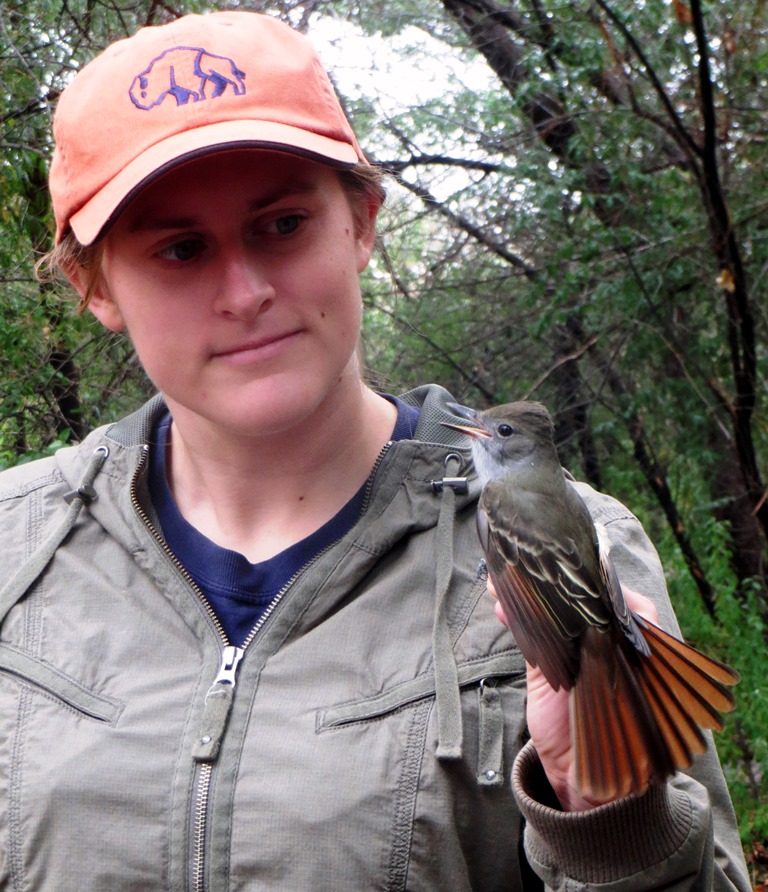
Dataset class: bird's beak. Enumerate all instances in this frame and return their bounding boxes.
[441,403,493,439]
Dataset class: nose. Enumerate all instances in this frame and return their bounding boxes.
[213,248,274,321]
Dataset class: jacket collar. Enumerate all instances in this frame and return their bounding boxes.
[100,384,477,451]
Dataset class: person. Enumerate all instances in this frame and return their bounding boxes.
[0,11,750,891]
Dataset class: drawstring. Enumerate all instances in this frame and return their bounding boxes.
[0,446,109,627]
[431,453,506,782]
[431,453,467,760]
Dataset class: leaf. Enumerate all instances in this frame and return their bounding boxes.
[673,0,694,25]
[716,268,736,293]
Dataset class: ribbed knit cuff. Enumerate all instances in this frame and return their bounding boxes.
[512,741,695,885]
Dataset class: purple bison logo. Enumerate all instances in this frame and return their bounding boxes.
[129,46,246,110]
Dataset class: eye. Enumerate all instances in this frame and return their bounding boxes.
[497,423,515,437]
[269,214,304,236]
[157,237,205,263]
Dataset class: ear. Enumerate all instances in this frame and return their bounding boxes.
[355,195,381,273]
[87,288,127,332]
[65,267,126,332]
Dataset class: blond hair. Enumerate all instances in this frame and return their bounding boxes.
[35,236,105,314]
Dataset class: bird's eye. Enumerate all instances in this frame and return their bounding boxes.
[497,424,514,437]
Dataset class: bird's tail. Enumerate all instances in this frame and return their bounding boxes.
[572,619,738,800]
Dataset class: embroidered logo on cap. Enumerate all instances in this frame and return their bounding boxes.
[129,46,246,110]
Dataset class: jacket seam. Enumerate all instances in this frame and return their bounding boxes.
[316,649,524,731]
[7,485,46,889]
[0,643,125,724]
[601,513,638,525]
[351,540,381,557]
[0,471,64,503]
[450,575,489,648]
[386,698,431,891]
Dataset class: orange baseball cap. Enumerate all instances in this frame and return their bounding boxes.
[49,11,366,245]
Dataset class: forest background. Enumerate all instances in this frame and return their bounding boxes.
[1,0,767,876]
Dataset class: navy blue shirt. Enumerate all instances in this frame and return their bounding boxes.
[149,397,419,645]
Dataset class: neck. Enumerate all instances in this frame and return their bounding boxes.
[472,438,562,492]
[163,379,397,562]
[470,443,509,487]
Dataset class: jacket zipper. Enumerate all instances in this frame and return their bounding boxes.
[130,446,229,644]
[128,448,229,891]
[129,440,393,891]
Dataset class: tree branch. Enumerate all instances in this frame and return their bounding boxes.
[367,249,497,403]
[592,0,704,167]
[565,317,720,617]
[390,169,539,278]
[687,0,765,539]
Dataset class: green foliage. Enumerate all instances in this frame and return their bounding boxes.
[0,0,177,461]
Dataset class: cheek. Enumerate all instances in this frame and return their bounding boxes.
[116,299,195,386]
[327,265,363,330]
[311,270,362,366]
[311,242,361,308]
[121,326,174,388]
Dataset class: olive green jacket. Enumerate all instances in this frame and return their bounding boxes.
[0,385,749,890]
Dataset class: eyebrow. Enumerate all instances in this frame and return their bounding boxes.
[128,179,320,233]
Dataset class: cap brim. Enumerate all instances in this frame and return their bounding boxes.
[68,119,361,245]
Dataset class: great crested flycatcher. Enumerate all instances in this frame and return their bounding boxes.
[443,400,738,800]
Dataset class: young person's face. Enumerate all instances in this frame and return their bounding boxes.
[86,151,378,438]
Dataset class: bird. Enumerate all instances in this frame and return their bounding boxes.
[443,399,739,800]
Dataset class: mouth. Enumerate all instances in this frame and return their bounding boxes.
[213,330,303,361]
[441,402,493,439]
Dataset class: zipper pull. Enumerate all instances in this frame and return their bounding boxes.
[192,646,245,763]
[213,645,244,686]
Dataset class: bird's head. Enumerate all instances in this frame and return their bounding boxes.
[442,401,557,485]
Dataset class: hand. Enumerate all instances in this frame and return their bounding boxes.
[487,579,660,811]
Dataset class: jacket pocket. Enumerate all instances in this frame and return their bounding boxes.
[316,649,523,731]
[0,642,123,724]
[316,649,526,891]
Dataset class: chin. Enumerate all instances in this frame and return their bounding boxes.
[230,383,332,435]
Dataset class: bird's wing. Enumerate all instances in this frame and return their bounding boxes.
[594,521,650,656]
[478,485,611,691]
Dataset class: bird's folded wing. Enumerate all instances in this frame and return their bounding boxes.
[478,507,592,691]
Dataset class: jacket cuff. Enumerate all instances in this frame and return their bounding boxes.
[512,741,695,885]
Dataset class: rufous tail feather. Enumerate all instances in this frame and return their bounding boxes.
[572,619,738,799]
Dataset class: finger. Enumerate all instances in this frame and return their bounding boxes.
[485,579,510,628]
[622,585,660,624]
